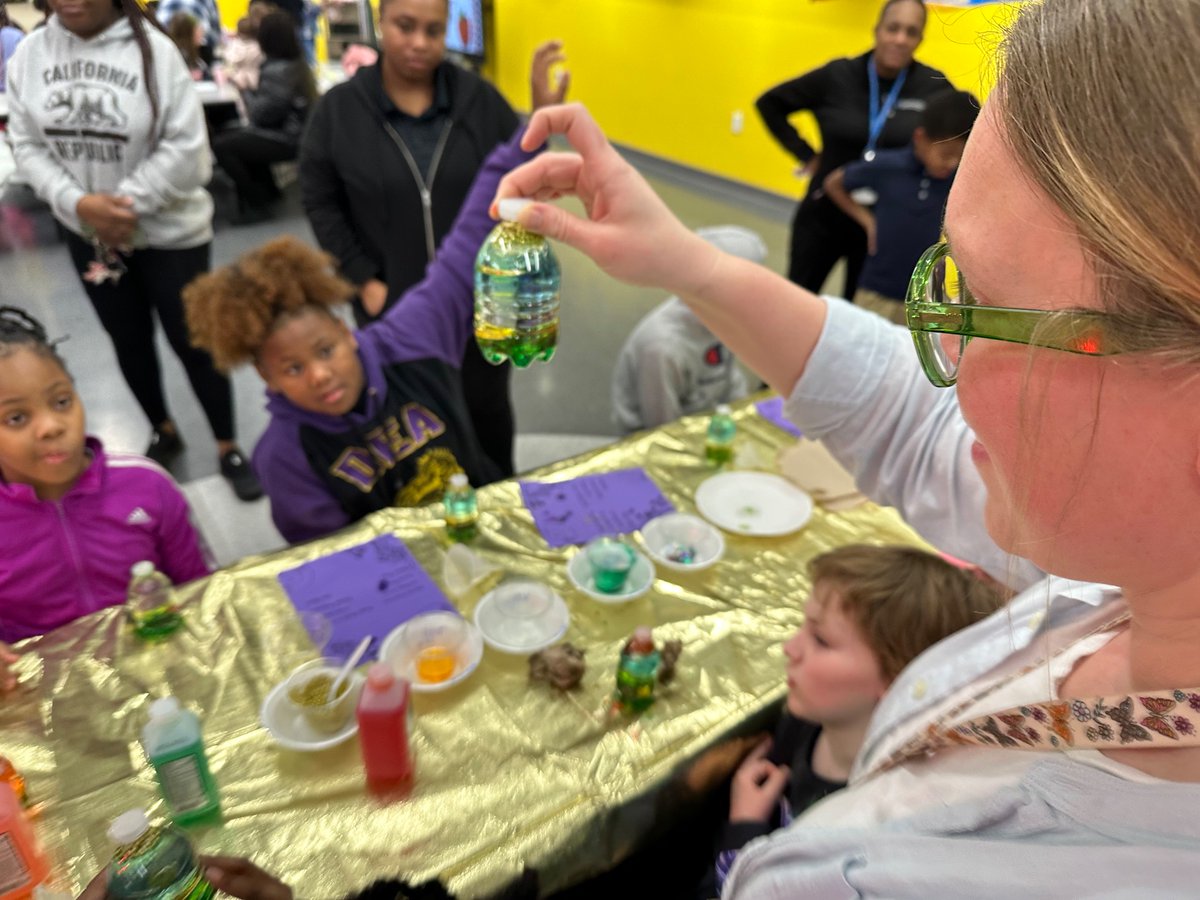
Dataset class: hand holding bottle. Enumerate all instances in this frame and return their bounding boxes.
[493,104,720,298]
[200,856,294,900]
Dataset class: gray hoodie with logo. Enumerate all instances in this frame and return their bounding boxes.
[6,15,213,248]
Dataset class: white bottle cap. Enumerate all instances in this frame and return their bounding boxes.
[130,560,154,578]
[148,696,181,722]
[716,404,732,415]
[108,808,151,844]
[449,472,469,489]
[497,198,533,223]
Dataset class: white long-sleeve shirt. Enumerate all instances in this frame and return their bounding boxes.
[722,297,1200,897]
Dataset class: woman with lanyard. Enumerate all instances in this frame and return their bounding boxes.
[299,0,567,479]
[756,0,949,298]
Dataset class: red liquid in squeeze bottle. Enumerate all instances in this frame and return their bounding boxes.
[356,664,413,793]
[0,781,48,900]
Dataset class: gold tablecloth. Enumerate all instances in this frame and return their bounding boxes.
[1,398,927,898]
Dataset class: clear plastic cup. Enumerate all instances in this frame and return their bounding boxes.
[585,537,637,594]
[284,658,357,734]
[399,614,468,685]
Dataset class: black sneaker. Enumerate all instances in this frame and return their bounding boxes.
[220,449,263,502]
[146,427,184,467]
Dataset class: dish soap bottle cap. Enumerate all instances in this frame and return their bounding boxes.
[497,198,533,223]
[715,404,732,415]
[130,560,155,578]
[366,664,395,690]
[449,473,469,489]
[108,809,150,845]
[148,696,181,722]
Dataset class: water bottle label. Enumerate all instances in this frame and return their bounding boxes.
[0,833,30,894]
[159,755,209,814]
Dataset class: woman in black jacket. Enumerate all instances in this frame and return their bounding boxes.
[756,0,951,298]
[213,10,317,223]
[299,0,565,477]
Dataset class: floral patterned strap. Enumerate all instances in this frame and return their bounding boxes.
[877,688,1200,773]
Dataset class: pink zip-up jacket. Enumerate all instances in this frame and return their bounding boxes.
[0,437,212,644]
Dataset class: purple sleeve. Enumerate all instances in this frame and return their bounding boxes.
[365,128,540,368]
[156,477,214,584]
[253,427,352,544]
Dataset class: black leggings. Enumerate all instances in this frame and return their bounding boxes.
[65,234,235,441]
[787,194,868,300]
[211,128,294,210]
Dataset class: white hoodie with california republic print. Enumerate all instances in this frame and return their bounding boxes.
[6,15,213,248]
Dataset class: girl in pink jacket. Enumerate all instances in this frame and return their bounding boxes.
[0,307,211,690]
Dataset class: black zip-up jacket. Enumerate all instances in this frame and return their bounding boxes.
[299,61,519,304]
[756,51,950,205]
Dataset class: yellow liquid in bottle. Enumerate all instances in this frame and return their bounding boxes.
[415,646,457,684]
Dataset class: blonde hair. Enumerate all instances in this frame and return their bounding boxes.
[1000,0,1200,363]
[809,545,1005,682]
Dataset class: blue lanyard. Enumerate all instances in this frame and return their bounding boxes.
[865,56,907,161]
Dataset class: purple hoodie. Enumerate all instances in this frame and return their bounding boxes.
[252,130,536,544]
[0,437,212,644]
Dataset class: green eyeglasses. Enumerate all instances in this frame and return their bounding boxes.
[904,243,1121,387]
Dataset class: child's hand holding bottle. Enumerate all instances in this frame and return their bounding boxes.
[729,738,790,823]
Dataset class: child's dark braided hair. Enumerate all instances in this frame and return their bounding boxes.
[0,306,69,372]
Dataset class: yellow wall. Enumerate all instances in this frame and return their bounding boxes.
[489,0,1022,198]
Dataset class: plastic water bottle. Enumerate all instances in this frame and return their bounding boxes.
[705,404,737,467]
[127,561,182,640]
[474,199,560,368]
[106,809,214,900]
[443,472,479,543]
[142,698,221,827]
[614,626,662,714]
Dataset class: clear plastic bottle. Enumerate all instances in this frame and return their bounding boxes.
[141,698,221,827]
[105,809,214,900]
[127,561,182,640]
[705,404,737,467]
[0,781,48,900]
[474,199,560,368]
[356,664,413,794]
[614,626,662,714]
[443,472,479,543]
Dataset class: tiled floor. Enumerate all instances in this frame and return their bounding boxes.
[0,143,797,563]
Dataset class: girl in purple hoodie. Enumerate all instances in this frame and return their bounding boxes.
[0,307,211,691]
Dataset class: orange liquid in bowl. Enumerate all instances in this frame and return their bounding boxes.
[416,646,457,683]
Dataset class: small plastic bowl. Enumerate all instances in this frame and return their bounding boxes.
[284,658,358,735]
[379,611,485,692]
[567,545,655,603]
[640,513,726,572]
[474,580,570,654]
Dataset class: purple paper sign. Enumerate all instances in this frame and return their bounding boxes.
[277,534,454,662]
[520,468,675,548]
[756,396,803,438]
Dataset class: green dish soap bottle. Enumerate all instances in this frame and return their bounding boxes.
[127,561,183,640]
[142,697,221,827]
[705,404,736,467]
[474,198,561,368]
[614,626,662,714]
[106,808,214,900]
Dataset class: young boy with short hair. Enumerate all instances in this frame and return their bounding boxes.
[709,544,1004,895]
[823,89,979,323]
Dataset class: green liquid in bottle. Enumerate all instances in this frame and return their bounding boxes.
[474,221,561,368]
[705,405,737,468]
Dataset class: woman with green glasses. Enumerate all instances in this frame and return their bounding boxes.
[492,1,1200,890]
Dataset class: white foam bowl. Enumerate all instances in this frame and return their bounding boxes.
[566,546,655,603]
[640,513,725,572]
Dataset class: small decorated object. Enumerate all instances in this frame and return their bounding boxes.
[529,642,587,691]
[82,239,129,285]
[613,626,683,714]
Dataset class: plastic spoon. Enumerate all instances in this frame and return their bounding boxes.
[329,636,371,700]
